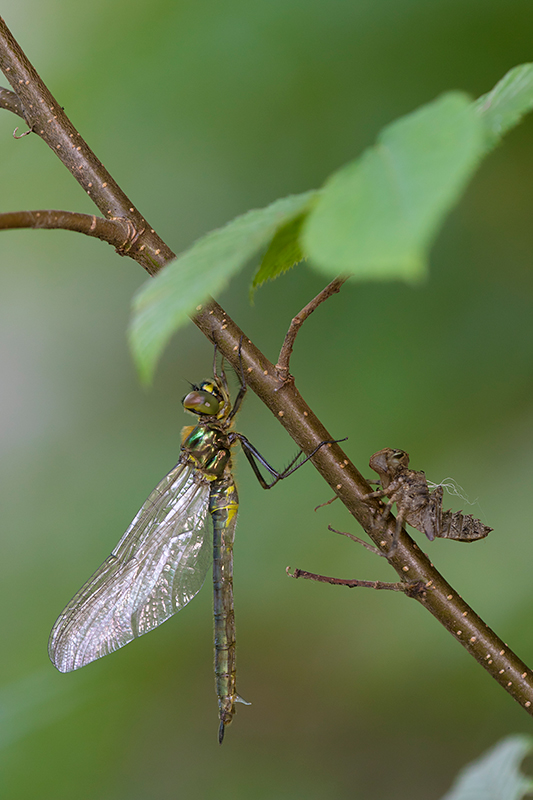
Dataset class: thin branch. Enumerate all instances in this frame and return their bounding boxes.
[0,84,24,117]
[193,300,533,716]
[2,15,533,719]
[0,209,138,252]
[276,276,347,381]
[327,524,385,558]
[286,566,424,594]
[314,495,338,511]
[0,16,174,276]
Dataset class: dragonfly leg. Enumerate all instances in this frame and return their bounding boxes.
[226,337,248,423]
[212,343,232,400]
[363,497,401,557]
[212,341,220,382]
[236,434,342,489]
[385,510,405,558]
[362,487,389,501]
[361,488,405,557]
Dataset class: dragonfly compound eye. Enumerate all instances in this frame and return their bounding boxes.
[183,389,222,416]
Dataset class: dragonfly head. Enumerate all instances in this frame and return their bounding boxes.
[182,379,231,420]
[369,448,410,488]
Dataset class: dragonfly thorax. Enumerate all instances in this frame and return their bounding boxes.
[181,423,232,480]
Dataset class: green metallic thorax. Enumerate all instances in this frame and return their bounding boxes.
[181,424,232,481]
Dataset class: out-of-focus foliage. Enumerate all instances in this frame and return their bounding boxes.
[2,2,533,799]
[252,210,307,290]
[302,91,483,279]
[475,63,533,149]
[130,191,316,381]
[440,736,533,800]
[130,65,533,382]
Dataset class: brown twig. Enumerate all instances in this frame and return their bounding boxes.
[0,84,24,117]
[2,14,533,719]
[287,566,424,594]
[0,209,138,252]
[314,495,338,511]
[275,276,347,381]
[0,17,174,276]
[327,525,385,558]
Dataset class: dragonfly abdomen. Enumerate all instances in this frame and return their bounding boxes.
[210,476,239,743]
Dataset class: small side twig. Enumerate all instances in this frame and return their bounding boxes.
[286,566,424,594]
[314,495,338,511]
[0,84,24,117]
[276,276,347,382]
[327,525,386,558]
[0,209,138,253]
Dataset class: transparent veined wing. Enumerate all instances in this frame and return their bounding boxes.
[49,461,212,673]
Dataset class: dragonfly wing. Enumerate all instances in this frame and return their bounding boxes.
[49,462,212,673]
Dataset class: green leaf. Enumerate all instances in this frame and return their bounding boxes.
[251,211,308,291]
[129,190,317,382]
[475,64,533,151]
[440,736,533,800]
[302,92,485,282]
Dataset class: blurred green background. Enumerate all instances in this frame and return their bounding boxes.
[1,1,533,798]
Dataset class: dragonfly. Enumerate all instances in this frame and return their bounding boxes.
[48,354,330,743]
[365,448,492,555]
